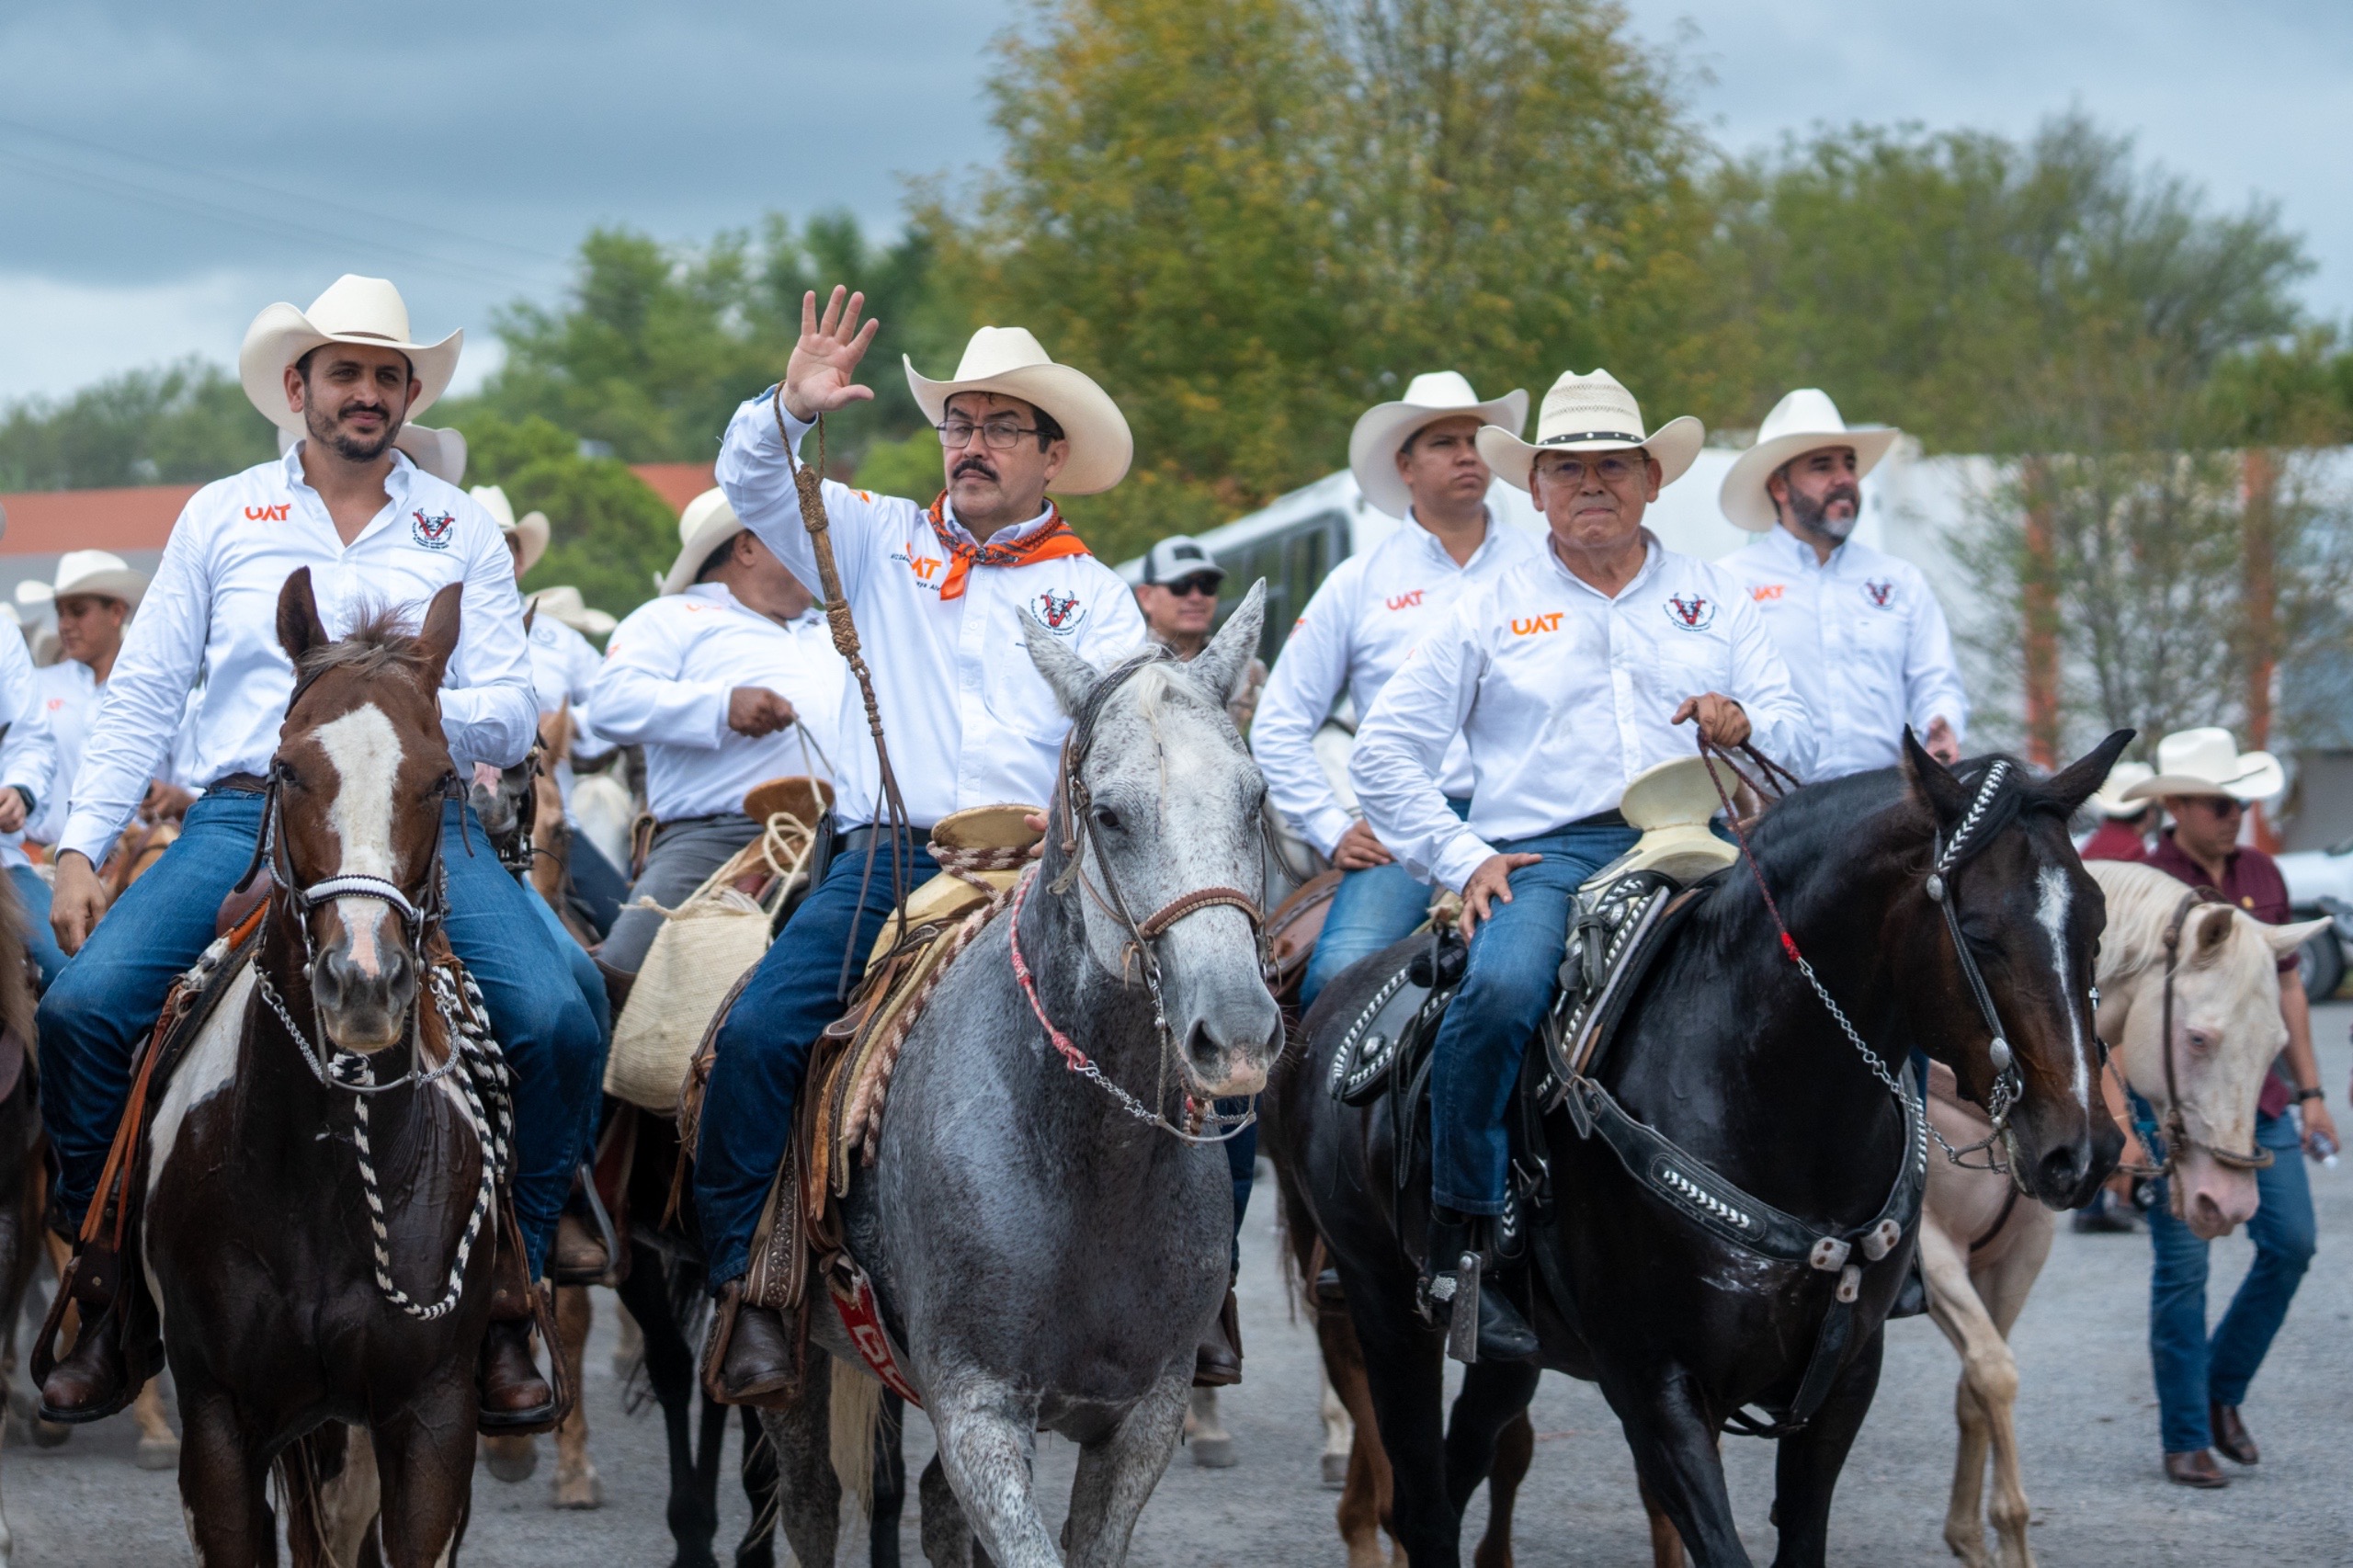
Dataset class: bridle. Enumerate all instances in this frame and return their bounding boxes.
[2115,889,2276,1181]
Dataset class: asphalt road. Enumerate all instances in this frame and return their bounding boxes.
[9,1009,2352,1566]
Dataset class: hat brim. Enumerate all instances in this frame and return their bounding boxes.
[1718,426,1901,532]
[51,570,148,608]
[2120,756,2287,804]
[1347,390,1529,519]
[238,301,463,437]
[507,513,551,577]
[1475,415,1704,494]
[660,517,746,597]
[903,357,1132,495]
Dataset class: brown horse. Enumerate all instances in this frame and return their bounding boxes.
[142,570,518,1565]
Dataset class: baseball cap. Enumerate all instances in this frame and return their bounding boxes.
[1142,536,1227,586]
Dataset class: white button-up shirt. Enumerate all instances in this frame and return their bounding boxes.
[1352,532,1813,892]
[524,610,615,810]
[1253,513,1540,858]
[590,584,847,823]
[28,662,206,847]
[0,631,55,873]
[716,395,1145,828]
[1718,528,1968,778]
[61,446,537,865]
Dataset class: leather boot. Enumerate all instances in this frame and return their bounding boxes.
[595,957,636,1023]
[477,1318,558,1432]
[1192,1287,1243,1387]
[551,1211,610,1284]
[38,1244,160,1426]
[2210,1403,2259,1465]
[1425,1209,1538,1364]
[2163,1449,2229,1488]
[720,1301,798,1408]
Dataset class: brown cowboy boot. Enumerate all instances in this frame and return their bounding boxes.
[551,1211,609,1283]
[2210,1402,2260,1465]
[719,1299,798,1407]
[477,1318,556,1431]
[38,1243,161,1426]
[1192,1287,1243,1387]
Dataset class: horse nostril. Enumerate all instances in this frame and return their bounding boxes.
[2036,1142,2083,1199]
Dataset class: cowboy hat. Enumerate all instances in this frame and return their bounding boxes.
[16,549,147,610]
[1474,369,1703,494]
[1719,389,1902,533]
[472,485,551,576]
[2120,728,2286,804]
[278,423,467,486]
[527,585,617,638]
[2088,760,2156,818]
[661,487,748,597]
[1347,372,1528,519]
[904,326,1131,495]
[238,275,462,437]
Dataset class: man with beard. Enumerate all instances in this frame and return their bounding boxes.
[1718,390,1966,774]
[34,276,602,1430]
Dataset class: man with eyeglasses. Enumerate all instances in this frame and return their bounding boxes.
[1352,369,1811,1360]
[705,292,1145,1403]
[1134,537,1265,731]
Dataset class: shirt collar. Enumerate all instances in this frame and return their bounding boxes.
[683,581,745,611]
[1544,528,1659,601]
[280,440,416,516]
[1768,523,1840,573]
[1403,506,1495,570]
[938,501,1056,548]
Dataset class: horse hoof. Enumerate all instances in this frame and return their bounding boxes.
[551,1466,602,1509]
[29,1418,71,1449]
[1190,1435,1235,1469]
[135,1435,180,1471]
[1321,1451,1347,1489]
[483,1434,539,1483]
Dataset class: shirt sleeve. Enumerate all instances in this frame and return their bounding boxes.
[1252,562,1361,858]
[437,513,539,772]
[588,606,732,749]
[563,627,617,762]
[63,499,215,864]
[1902,571,1971,746]
[1350,601,1492,892]
[716,392,890,609]
[0,632,55,813]
[1717,575,1817,782]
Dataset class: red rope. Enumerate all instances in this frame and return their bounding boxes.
[1006,864,1092,1074]
[1699,736,1808,969]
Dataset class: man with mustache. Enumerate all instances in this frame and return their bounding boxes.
[1718,390,1967,774]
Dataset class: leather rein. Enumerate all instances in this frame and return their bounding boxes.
[2115,889,2275,1180]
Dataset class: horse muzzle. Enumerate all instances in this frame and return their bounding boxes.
[2010,1095,2123,1210]
[2171,1145,2260,1239]
[310,930,420,1054]
[1175,990,1284,1100]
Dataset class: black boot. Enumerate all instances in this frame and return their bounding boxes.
[1424,1209,1538,1363]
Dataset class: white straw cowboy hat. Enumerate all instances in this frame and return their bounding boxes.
[1719,389,1901,533]
[904,326,1132,495]
[15,549,148,610]
[238,275,463,437]
[1475,369,1703,494]
[2087,760,2155,818]
[471,485,551,575]
[528,585,617,637]
[2121,728,2286,804]
[1347,371,1528,519]
[661,487,748,596]
[278,423,467,485]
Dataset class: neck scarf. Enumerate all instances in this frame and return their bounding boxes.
[926,493,1094,600]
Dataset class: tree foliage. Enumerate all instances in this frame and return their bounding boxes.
[457,413,681,619]
[0,358,276,491]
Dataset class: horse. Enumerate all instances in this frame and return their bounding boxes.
[751,588,1285,1568]
[0,871,39,1566]
[1274,733,2132,1568]
[139,571,518,1566]
[1919,858,2325,1568]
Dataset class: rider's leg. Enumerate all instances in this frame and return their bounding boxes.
[564,827,630,938]
[1192,1112,1255,1388]
[7,865,67,992]
[1299,797,1464,1011]
[600,815,762,976]
[2204,1108,2314,1436]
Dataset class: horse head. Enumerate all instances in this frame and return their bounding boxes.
[1023,581,1285,1099]
[1898,728,2131,1209]
[269,566,462,1055]
[2086,859,2326,1238]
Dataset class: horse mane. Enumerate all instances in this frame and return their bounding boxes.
[2082,858,2202,982]
[1740,751,2072,877]
[291,601,436,689]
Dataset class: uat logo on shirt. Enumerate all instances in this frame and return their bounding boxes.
[1750,583,1785,603]
[1386,589,1426,612]
[244,503,291,523]
[1663,593,1715,631]
[411,509,456,550]
[1510,611,1563,636]
[1033,588,1086,635]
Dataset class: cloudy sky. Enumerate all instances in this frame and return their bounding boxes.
[3,1,2347,403]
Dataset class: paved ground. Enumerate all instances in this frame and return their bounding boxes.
[8,1008,2351,1565]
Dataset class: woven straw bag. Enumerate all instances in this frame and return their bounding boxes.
[604,812,816,1113]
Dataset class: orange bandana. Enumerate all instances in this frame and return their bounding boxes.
[926,493,1094,600]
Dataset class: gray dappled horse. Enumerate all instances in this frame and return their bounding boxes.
[758,585,1285,1568]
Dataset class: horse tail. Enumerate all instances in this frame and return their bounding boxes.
[830,1357,884,1520]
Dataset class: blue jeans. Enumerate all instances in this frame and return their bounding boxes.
[1299,798,1468,1010]
[1429,822,1639,1215]
[698,831,938,1289]
[567,830,628,938]
[11,865,66,992]
[36,792,608,1278]
[2145,1108,2315,1452]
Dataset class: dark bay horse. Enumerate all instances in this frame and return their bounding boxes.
[142,571,512,1565]
[1274,733,2130,1567]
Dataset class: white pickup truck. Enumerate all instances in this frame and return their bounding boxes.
[2277,843,2353,1000]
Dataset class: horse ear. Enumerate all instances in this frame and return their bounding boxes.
[2040,729,2136,815]
[1023,613,1101,717]
[2189,903,2236,963]
[1900,726,1970,824]
[1189,579,1266,710]
[276,567,330,666]
[417,582,463,689]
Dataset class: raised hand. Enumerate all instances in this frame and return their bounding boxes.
[781,285,881,422]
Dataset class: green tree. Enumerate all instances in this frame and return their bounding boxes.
[457,412,680,618]
[0,358,276,491]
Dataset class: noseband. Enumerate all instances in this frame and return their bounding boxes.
[2117,890,2276,1181]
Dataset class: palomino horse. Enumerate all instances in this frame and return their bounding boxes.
[142,572,519,1565]
[1920,858,2325,1568]
[755,588,1285,1568]
[1277,735,2131,1567]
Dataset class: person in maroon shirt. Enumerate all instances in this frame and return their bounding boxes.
[2079,758,2156,864]
[2120,728,2335,1490]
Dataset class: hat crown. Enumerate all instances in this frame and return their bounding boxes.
[2154,727,2244,781]
[1756,388,1854,445]
[303,275,415,344]
[677,487,739,549]
[1533,369,1646,446]
[1398,370,1483,410]
[531,585,584,616]
[950,325,1053,382]
[469,484,517,531]
[55,548,131,584]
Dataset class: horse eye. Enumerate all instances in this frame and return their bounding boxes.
[1093,805,1122,832]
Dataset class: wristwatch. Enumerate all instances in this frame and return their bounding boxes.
[2295,1085,2325,1103]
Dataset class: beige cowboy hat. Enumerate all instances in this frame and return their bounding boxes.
[1347,371,1528,519]
[904,326,1131,495]
[278,422,467,485]
[1475,369,1703,494]
[2087,760,2156,818]
[15,549,148,610]
[472,485,551,575]
[660,487,747,596]
[1719,389,1902,533]
[2120,728,2286,804]
[528,585,617,637]
[238,275,463,437]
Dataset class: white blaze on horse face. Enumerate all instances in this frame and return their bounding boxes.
[2035,865,2090,1111]
[314,704,406,976]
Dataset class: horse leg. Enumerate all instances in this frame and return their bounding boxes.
[919,1451,974,1568]
[1445,1358,1538,1516]
[1348,1278,1459,1566]
[871,1393,909,1568]
[1975,1217,2053,1568]
[1604,1366,1745,1567]
[1637,1476,1688,1568]
[1321,1369,1354,1487]
[176,1387,278,1567]
[369,1388,477,1568]
[926,1381,1060,1567]
[1316,1300,1393,1567]
[752,1372,839,1568]
[615,1259,719,1568]
[1471,1409,1533,1568]
[736,1404,780,1568]
[1765,1326,1884,1568]
[131,1376,179,1471]
[1185,1386,1234,1468]
[550,1284,600,1508]
[1921,1221,2004,1568]
[1062,1368,1190,1568]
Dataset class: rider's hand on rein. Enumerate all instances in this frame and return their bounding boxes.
[50,849,106,958]
[1673,692,1750,749]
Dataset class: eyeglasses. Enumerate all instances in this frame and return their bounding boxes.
[1533,452,1646,487]
[1158,576,1221,597]
[938,417,1047,450]
[2187,796,2245,817]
